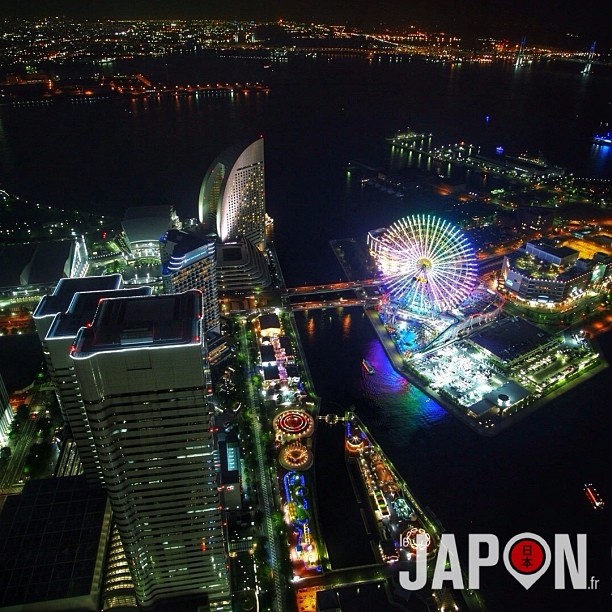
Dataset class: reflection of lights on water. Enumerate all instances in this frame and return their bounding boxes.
[362,340,448,424]
[306,317,315,337]
[342,313,351,338]
[588,143,612,176]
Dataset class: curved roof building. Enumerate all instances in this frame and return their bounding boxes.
[198,137,266,251]
[121,205,179,258]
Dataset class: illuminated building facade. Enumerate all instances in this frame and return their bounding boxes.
[122,206,180,260]
[70,292,230,610]
[102,524,138,610]
[160,229,220,335]
[198,137,266,251]
[0,374,10,448]
[216,238,271,292]
[33,275,150,485]
[501,240,610,303]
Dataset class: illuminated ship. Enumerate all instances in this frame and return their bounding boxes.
[592,132,612,145]
[584,484,605,510]
[362,359,375,374]
[515,152,550,168]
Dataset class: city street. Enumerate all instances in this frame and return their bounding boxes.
[0,386,57,492]
[239,318,285,612]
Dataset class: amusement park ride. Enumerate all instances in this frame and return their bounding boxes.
[369,214,502,356]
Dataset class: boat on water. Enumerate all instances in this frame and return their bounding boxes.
[515,152,550,168]
[362,359,375,375]
[584,484,605,510]
[593,132,612,145]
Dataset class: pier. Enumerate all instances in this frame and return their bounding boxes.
[387,129,565,183]
[0,77,270,106]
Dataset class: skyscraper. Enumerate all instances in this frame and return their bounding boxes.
[70,292,230,610]
[198,137,266,251]
[160,229,220,336]
[32,275,151,485]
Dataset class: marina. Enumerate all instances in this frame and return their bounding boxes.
[387,129,567,183]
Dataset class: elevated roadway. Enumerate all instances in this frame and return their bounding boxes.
[284,279,382,297]
[288,297,380,311]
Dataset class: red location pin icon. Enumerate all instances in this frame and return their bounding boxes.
[503,532,551,589]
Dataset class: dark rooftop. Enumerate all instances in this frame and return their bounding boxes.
[48,286,151,339]
[33,275,123,321]
[0,240,77,290]
[72,291,202,357]
[259,344,276,363]
[258,313,280,331]
[28,241,72,286]
[285,364,300,378]
[279,337,295,355]
[0,476,109,610]
[219,246,244,263]
[469,316,553,363]
[262,365,280,381]
[122,206,172,245]
[528,240,578,260]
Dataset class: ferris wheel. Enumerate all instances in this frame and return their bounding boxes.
[372,214,478,314]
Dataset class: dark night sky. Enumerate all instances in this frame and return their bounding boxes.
[0,1,608,48]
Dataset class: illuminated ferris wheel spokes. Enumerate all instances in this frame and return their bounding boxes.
[374,214,478,314]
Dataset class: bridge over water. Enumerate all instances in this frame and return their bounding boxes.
[283,280,382,311]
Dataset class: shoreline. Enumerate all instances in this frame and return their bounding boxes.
[363,307,609,437]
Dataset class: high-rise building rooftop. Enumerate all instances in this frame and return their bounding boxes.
[0,476,111,612]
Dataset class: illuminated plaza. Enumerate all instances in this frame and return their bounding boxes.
[251,313,322,580]
[279,442,314,471]
[273,409,315,441]
[283,471,320,575]
[405,316,603,429]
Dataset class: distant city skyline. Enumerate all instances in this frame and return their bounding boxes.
[0,0,609,47]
